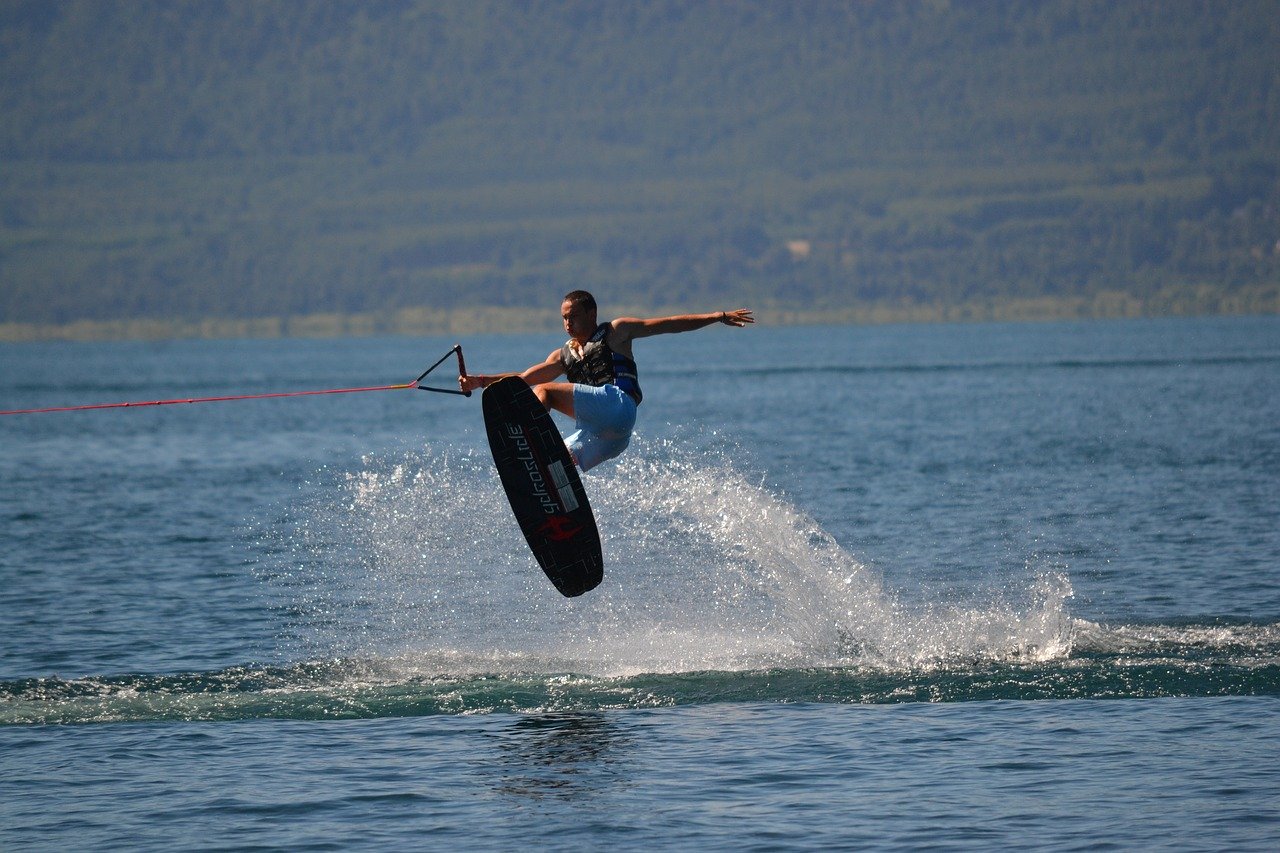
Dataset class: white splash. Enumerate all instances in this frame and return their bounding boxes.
[282,437,1075,676]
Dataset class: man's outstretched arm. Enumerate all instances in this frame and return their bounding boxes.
[459,349,565,393]
[613,308,754,341]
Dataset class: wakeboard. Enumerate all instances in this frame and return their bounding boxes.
[482,376,603,597]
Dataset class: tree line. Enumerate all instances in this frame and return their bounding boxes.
[1,0,1277,335]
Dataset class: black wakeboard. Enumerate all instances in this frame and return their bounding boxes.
[482,376,603,597]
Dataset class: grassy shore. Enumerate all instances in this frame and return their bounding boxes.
[3,288,1276,344]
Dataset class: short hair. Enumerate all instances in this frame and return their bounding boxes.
[562,290,597,314]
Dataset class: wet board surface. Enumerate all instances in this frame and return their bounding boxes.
[482,376,603,597]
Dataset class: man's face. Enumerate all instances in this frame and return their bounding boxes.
[562,300,596,342]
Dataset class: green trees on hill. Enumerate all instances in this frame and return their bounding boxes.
[0,0,1277,337]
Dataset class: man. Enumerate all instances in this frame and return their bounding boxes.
[460,290,754,471]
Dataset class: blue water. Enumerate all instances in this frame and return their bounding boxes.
[2,317,1278,849]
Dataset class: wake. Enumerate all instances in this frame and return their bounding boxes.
[9,442,1277,726]
[269,436,1076,676]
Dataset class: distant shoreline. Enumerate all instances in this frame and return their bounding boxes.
[2,290,1276,344]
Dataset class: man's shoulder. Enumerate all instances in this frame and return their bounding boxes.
[605,317,643,338]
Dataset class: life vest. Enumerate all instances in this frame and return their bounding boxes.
[561,323,643,404]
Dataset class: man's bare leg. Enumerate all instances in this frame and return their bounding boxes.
[532,382,576,418]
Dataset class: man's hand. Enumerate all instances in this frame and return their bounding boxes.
[459,374,487,394]
[719,308,755,327]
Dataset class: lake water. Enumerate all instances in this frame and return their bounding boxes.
[2,316,1278,849]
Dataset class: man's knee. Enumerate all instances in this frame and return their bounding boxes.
[533,382,575,418]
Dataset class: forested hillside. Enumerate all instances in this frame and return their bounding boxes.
[1,0,1277,338]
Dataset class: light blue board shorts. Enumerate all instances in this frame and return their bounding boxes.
[565,383,638,472]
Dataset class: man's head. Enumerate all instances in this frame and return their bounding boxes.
[561,290,598,342]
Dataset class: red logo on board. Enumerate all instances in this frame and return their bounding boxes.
[537,515,582,541]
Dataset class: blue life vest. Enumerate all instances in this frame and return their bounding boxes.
[561,323,643,404]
